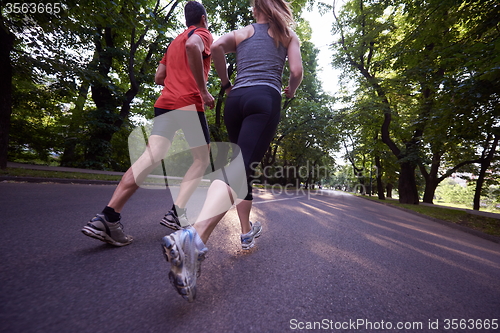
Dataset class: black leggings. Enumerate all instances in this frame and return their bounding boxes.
[224,85,281,200]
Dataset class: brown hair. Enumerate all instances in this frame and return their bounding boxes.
[252,0,295,47]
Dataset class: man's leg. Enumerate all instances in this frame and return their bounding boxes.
[160,144,210,229]
[161,109,211,229]
[108,135,171,212]
[82,135,171,246]
[174,144,210,209]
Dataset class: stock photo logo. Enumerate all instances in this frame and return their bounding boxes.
[127,109,248,225]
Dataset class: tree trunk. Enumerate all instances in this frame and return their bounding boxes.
[398,162,419,204]
[386,183,393,198]
[422,176,439,204]
[83,27,120,167]
[421,151,442,204]
[474,163,487,211]
[473,134,498,210]
[0,19,14,169]
[375,156,385,200]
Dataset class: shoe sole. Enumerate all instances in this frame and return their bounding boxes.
[161,235,196,302]
[160,219,182,231]
[81,226,133,247]
[242,241,255,250]
[241,225,262,250]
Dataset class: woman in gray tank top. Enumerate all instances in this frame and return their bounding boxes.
[202,0,303,249]
[159,0,303,303]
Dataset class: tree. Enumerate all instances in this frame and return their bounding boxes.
[3,0,182,170]
[71,0,181,169]
[1,1,81,167]
[331,0,500,206]
[0,9,14,169]
[401,0,500,205]
[331,0,425,203]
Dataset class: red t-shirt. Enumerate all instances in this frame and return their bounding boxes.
[154,26,213,112]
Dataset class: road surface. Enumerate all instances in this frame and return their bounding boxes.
[1,182,499,333]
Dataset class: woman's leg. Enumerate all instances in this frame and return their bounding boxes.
[192,179,239,243]
[224,86,281,234]
[236,200,252,234]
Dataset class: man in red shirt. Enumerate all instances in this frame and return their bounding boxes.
[82,1,214,247]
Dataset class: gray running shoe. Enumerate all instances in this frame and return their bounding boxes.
[81,214,133,247]
[241,221,262,250]
[160,209,189,230]
[161,227,208,302]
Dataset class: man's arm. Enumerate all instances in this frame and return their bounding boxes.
[155,63,166,85]
[185,33,215,109]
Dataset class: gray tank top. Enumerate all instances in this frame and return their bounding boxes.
[232,23,287,93]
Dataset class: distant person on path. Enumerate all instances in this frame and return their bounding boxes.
[162,0,303,302]
[82,1,214,247]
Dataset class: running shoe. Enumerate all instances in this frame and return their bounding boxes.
[160,209,189,230]
[240,221,262,250]
[161,227,208,302]
[81,214,133,247]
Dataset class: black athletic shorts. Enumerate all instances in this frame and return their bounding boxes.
[151,107,210,148]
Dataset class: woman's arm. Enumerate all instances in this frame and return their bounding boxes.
[210,32,237,92]
[285,31,303,99]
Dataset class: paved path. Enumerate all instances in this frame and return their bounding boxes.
[1,182,499,333]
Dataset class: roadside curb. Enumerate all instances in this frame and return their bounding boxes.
[356,195,500,244]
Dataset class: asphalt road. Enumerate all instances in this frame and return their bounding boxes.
[1,182,499,333]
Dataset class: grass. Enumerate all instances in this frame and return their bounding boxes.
[0,167,123,181]
[359,195,500,238]
[0,166,207,187]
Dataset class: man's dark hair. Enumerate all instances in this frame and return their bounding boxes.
[185,1,207,27]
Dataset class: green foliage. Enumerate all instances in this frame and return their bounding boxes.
[4,0,182,170]
[331,0,499,206]
[435,177,500,211]
[435,178,474,206]
[8,79,66,162]
[204,0,254,31]
[2,0,339,179]
[201,0,340,189]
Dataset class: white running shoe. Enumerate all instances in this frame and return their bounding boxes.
[240,221,262,250]
[161,226,207,302]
